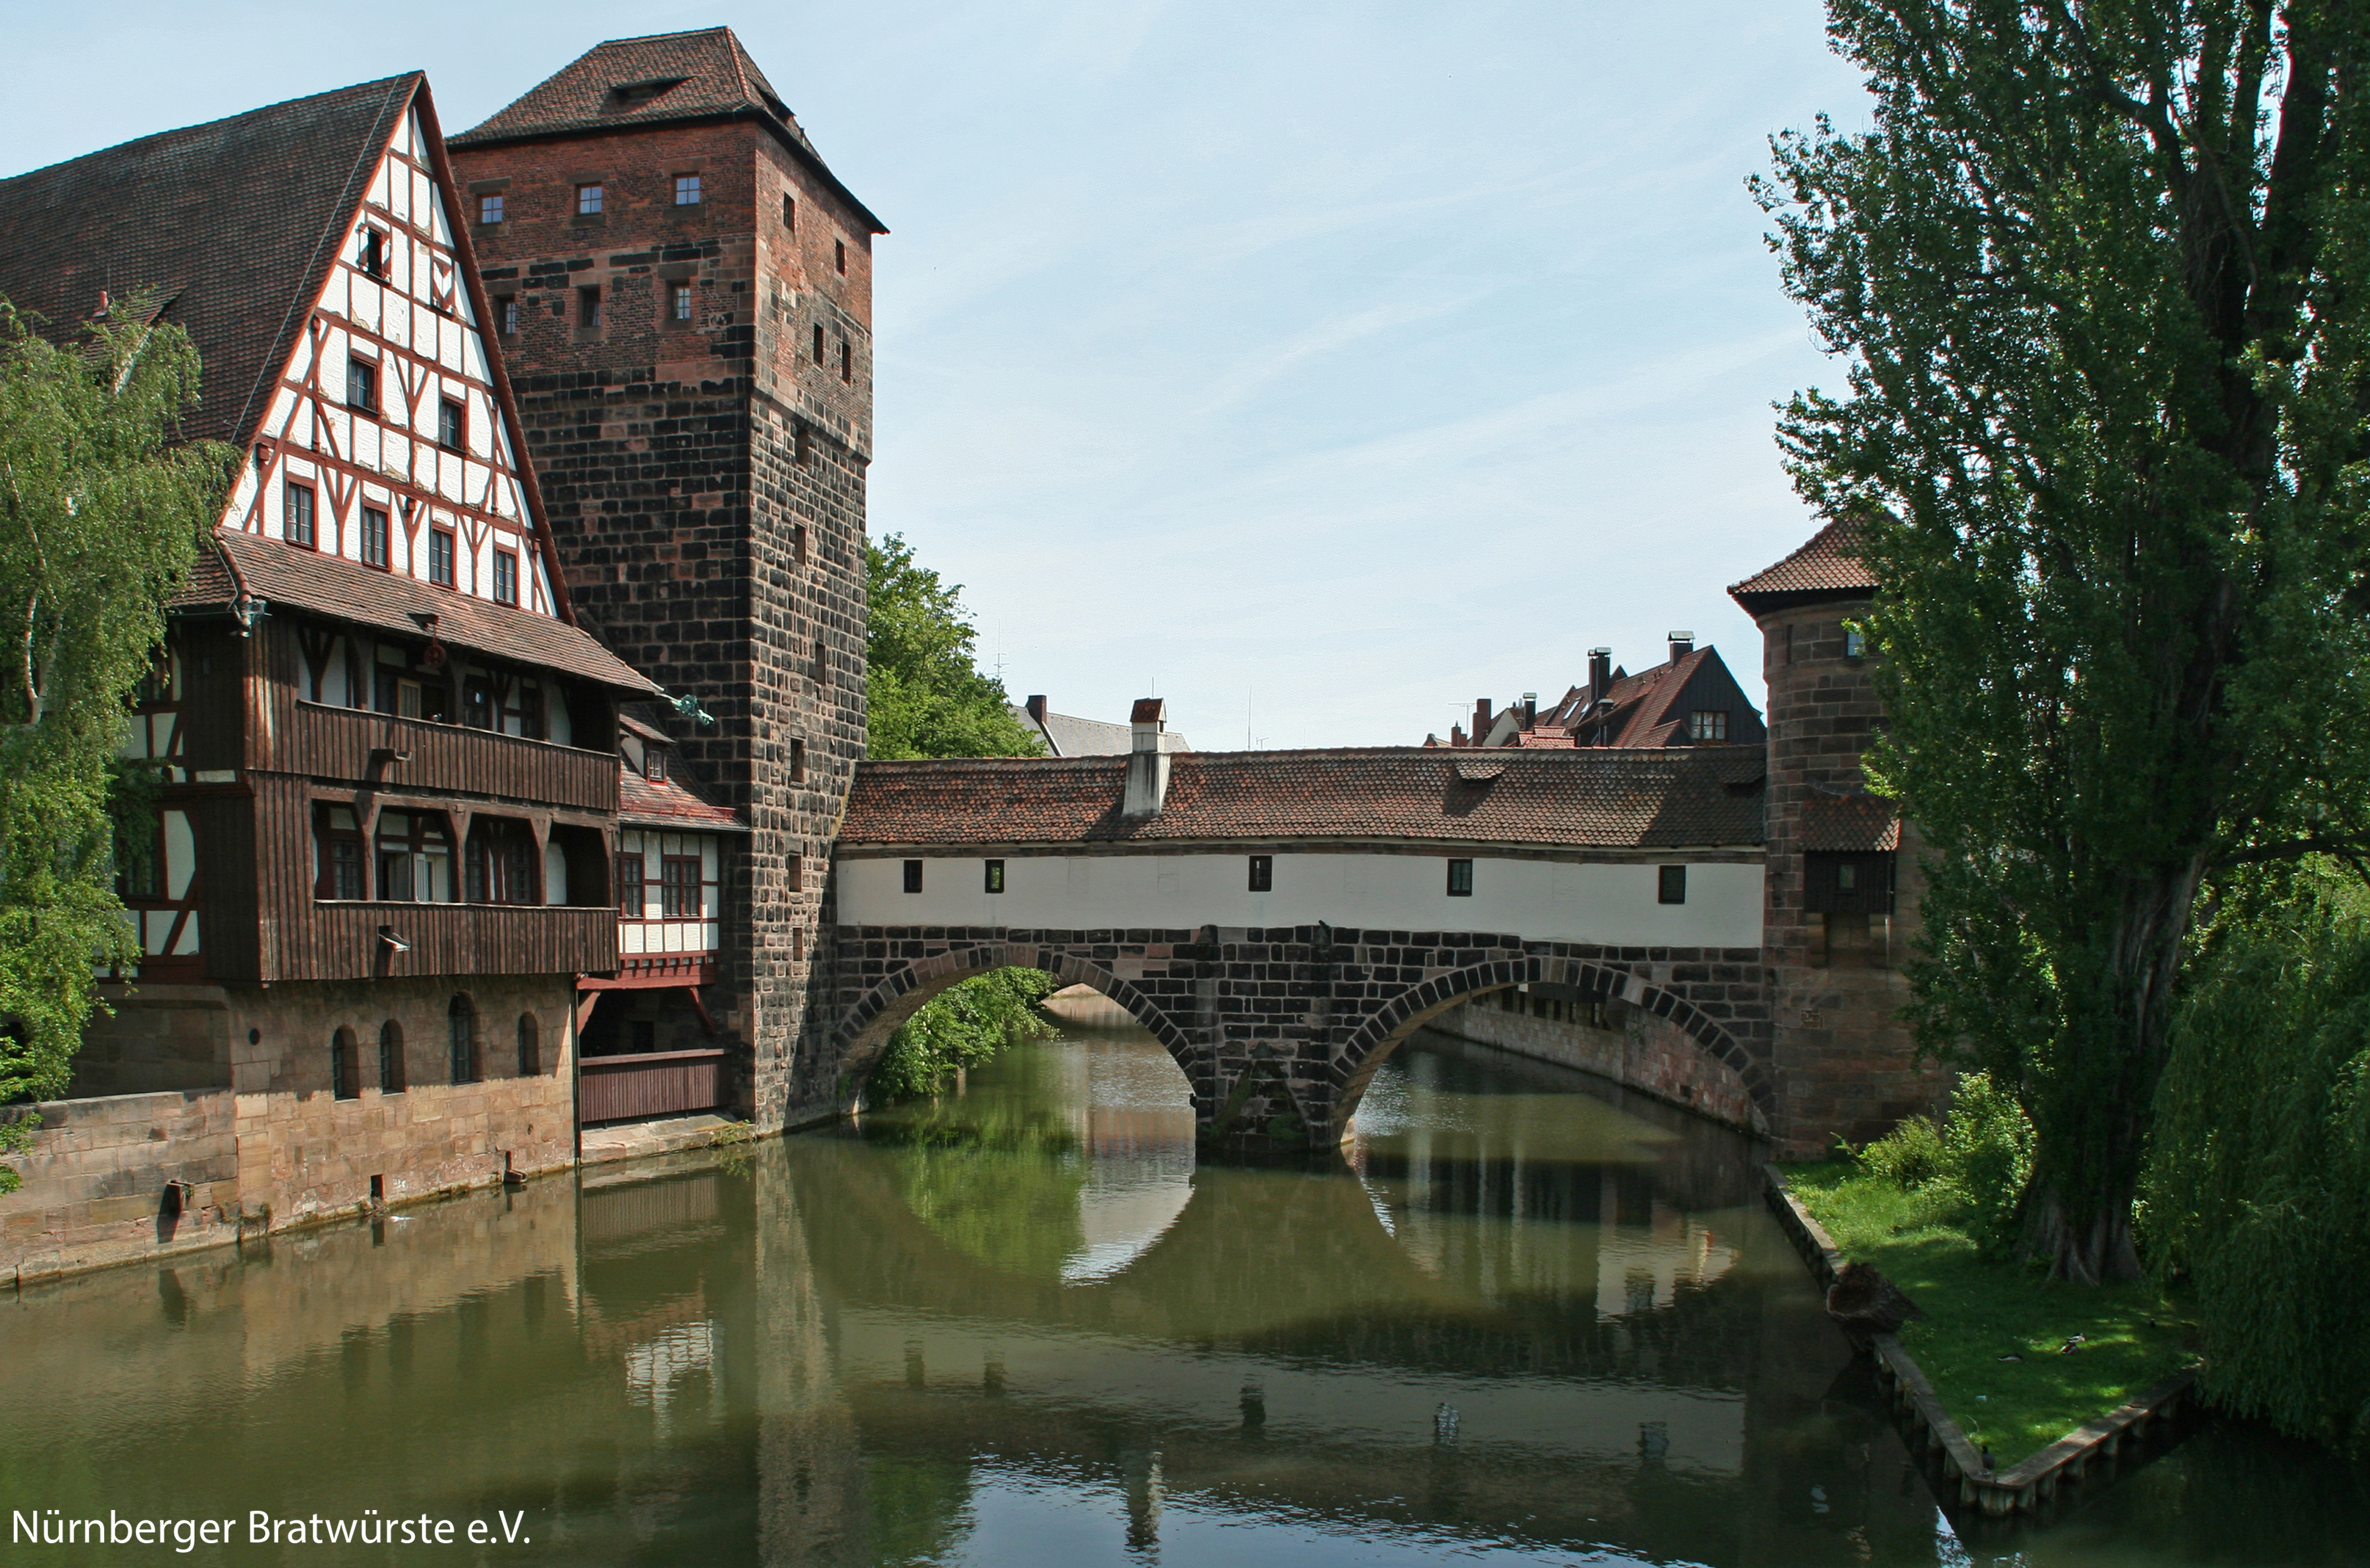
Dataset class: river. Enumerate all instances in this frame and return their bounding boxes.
[2,1011,2363,1566]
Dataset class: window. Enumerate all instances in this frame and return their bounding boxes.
[1446,858,1474,897]
[478,192,505,225]
[783,194,795,231]
[517,1014,540,1077]
[285,483,316,548]
[1844,625,1866,659]
[493,549,519,606]
[789,853,803,896]
[661,855,700,918]
[317,805,363,899]
[378,1020,405,1094]
[429,529,455,587]
[576,183,604,216]
[463,677,495,730]
[331,1028,360,1100]
[791,523,808,565]
[835,239,847,274]
[1658,865,1688,904]
[578,286,601,328]
[1805,851,1894,915]
[376,810,452,904]
[515,682,546,741]
[811,323,825,364]
[359,228,385,277]
[789,738,806,781]
[468,821,536,905]
[617,852,646,917]
[1689,710,1729,742]
[347,356,377,413]
[438,398,465,452]
[985,859,1005,894]
[675,173,702,206]
[794,424,813,466]
[498,297,521,336]
[645,745,667,782]
[1248,854,1273,893]
[840,339,852,382]
[902,859,924,893]
[360,506,389,569]
[670,283,693,322]
[448,995,477,1086]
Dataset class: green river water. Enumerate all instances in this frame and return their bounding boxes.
[3,1015,2363,1566]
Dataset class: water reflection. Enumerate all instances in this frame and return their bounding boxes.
[1,1024,2364,1567]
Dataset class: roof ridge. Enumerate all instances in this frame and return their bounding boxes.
[0,73,419,185]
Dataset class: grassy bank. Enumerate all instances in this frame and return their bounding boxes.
[1780,1160,2197,1465]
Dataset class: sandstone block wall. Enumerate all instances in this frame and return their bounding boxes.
[1426,994,1761,1132]
[0,1089,236,1284]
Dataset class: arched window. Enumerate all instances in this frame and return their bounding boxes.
[379,1020,405,1094]
[448,995,477,1085]
[330,1026,360,1100]
[517,1013,540,1077]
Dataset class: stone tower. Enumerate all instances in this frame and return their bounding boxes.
[452,29,881,1130]
[1729,518,1945,1155]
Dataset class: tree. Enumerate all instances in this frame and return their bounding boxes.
[865,532,1044,760]
[1758,3,2370,1280]
[0,295,224,1110]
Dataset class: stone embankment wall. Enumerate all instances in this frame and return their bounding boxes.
[0,1090,238,1285]
[1425,994,1764,1133]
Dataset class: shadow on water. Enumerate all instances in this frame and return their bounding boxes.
[0,1019,2365,1566]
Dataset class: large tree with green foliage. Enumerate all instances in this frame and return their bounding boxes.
[865,533,1044,761]
[0,297,223,1112]
[1759,2,2370,1280]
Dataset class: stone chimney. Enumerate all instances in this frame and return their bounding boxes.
[1472,697,1493,741]
[1668,631,1694,662]
[1123,697,1171,816]
[1521,692,1538,727]
[1588,648,1612,703]
[1025,694,1048,724]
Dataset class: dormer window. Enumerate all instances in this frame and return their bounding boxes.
[1689,710,1728,741]
[645,747,667,782]
[607,76,686,110]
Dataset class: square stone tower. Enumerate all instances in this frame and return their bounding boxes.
[452,29,880,1130]
[1731,518,1946,1154]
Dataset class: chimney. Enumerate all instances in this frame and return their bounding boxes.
[1521,692,1538,727]
[1025,694,1047,725]
[1668,631,1695,663]
[1123,697,1171,816]
[1588,648,1612,703]
[1474,697,1493,741]
[1449,723,1468,748]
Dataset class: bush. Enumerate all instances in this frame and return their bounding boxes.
[871,968,1059,1100]
[1854,1071,2034,1253]
[2146,876,2370,1456]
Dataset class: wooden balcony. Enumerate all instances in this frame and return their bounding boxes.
[279,900,617,981]
[282,700,615,811]
[579,1048,731,1125]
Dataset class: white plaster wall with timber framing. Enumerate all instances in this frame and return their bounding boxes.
[214,106,558,620]
[836,851,1764,948]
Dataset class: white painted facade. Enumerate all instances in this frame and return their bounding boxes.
[838,852,1764,949]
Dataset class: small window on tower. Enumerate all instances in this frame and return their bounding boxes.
[284,484,316,548]
[811,323,824,364]
[791,523,808,565]
[790,738,807,781]
[839,340,852,382]
[478,193,504,225]
[429,528,456,587]
[578,286,601,329]
[497,297,521,337]
[438,398,465,452]
[671,283,693,322]
[674,173,702,206]
[360,506,389,569]
[834,239,847,275]
[1844,625,1867,659]
[347,357,377,413]
[782,194,796,231]
[492,549,518,606]
[576,183,604,217]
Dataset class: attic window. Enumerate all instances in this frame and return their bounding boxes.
[608,77,686,110]
[645,747,667,783]
[1689,710,1728,741]
[760,91,791,122]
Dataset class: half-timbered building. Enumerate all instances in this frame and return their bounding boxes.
[0,74,667,1227]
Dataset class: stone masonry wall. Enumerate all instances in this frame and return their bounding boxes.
[1426,994,1762,1132]
[0,1089,237,1285]
[1755,600,1948,1155]
[454,118,872,1134]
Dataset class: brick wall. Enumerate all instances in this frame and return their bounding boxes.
[454,117,871,1135]
[0,1089,236,1284]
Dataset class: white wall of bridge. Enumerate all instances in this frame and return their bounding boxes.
[835,852,1764,950]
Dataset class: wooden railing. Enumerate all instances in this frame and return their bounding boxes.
[283,701,615,810]
[579,1049,731,1125]
[283,901,617,981]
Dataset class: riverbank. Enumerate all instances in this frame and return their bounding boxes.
[1780,1158,2197,1466]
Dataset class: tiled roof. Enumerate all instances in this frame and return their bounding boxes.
[1728,517,1879,611]
[178,531,660,694]
[620,765,744,831]
[1797,790,1902,853]
[451,29,885,233]
[841,747,1767,851]
[1013,703,1190,756]
[0,76,420,449]
[1529,646,1755,749]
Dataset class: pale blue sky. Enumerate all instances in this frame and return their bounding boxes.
[2,2,1869,748]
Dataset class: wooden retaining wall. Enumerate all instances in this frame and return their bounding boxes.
[1761,1164,2196,1518]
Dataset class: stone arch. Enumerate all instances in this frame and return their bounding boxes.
[827,944,1202,1108]
[1327,954,1772,1142]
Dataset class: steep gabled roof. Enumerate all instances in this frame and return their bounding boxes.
[1728,517,1879,614]
[451,28,885,233]
[841,747,1767,852]
[1529,645,1762,749]
[0,75,421,449]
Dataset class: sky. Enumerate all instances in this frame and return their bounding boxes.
[0,1,1872,750]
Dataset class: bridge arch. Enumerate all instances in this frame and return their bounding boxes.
[828,943,1203,1108]
[1328,956,1772,1143]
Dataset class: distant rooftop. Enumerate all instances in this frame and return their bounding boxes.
[1015,696,1189,757]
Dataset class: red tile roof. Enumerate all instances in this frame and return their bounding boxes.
[1728,517,1879,613]
[620,766,744,831]
[179,532,659,694]
[841,747,1766,852]
[451,29,885,233]
[0,76,421,449]
[1797,790,1902,852]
